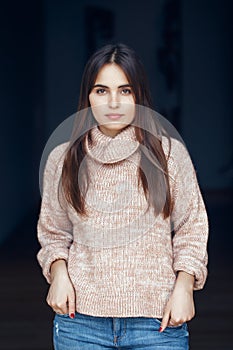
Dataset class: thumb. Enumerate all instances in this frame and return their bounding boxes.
[159,309,170,332]
[68,291,76,319]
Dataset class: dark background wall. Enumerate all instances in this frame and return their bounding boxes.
[0,0,44,245]
[1,0,232,246]
[0,0,232,349]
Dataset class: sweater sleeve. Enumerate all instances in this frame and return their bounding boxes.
[37,144,73,284]
[169,139,209,290]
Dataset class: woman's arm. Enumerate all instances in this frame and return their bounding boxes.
[37,144,73,284]
[37,145,76,317]
[160,271,195,332]
[159,139,209,332]
[169,139,209,290]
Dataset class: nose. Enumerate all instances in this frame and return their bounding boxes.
[108,92,119,109]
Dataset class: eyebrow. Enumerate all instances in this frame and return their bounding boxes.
[92,84,132,89]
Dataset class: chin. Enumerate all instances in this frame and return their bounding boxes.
[107,124,129,131]
[98,123,130,137]
[102,121,131,128]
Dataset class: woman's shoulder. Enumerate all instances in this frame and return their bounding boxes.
[46,142,70,167]
[161,135,197,186]
[161,135,190,162]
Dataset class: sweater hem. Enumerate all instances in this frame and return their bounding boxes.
[74,289,172,318]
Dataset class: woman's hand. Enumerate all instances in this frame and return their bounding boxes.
[160,271,195,332]
[46,259,76,318]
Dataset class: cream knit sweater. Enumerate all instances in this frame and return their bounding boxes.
[37,124,209,318]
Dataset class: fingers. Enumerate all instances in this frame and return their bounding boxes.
[168,317,183,327]
[46,288,76,318]
[46,276,77,317]
[68,289,76,318]
[159,314,187,332]
[47,297,68,315]
[159,309,170,332]
[68,298,75,318]
[168,319,177,327]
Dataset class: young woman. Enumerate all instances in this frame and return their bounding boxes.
[37,43,209,349]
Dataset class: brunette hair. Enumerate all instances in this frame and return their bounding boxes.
[61,43,173,219]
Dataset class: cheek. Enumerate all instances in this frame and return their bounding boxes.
[126,101,135,114]
[89,95,108,107]
[89,94,95,107]
[128,104,135,121]
[89,103,106,121]
[126,95,135,107]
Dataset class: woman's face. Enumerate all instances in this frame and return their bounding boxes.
[89,63,135,137]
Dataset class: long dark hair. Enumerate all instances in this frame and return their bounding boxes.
[61,43,173,219]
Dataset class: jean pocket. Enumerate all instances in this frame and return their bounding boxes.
[55,313,70,317]
[153,317,162,324]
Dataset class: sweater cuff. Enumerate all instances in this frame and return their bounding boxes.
[37,249,69,284]
[173,257,208,290]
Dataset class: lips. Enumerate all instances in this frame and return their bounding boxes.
[105,114,124,120]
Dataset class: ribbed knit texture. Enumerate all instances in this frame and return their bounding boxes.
[37,124,209,318]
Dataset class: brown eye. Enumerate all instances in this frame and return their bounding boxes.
[96,88,106,94]
[121,88,132,95]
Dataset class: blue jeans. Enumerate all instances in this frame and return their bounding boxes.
[53,312,189,349]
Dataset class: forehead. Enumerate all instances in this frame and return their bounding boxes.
[95,64,129,85]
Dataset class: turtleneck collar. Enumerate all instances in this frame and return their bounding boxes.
[84,124,140,164]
